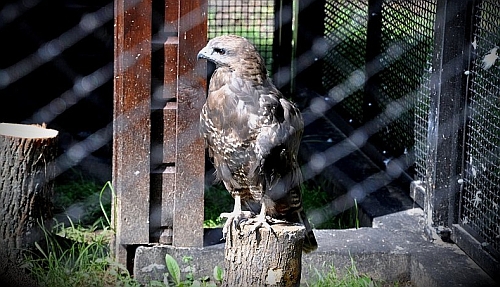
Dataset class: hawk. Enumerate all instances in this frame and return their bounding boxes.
[198,35,317,252]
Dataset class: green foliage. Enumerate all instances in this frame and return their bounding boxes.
[163,255,222,287]
[306,257,412,287]
[301,183,360,230]
[24,179,400,287]
[165,254,182,286]
[213,265,224,282]
[25,181,137,287]
[53,170,112,226]
[203,184,233,228]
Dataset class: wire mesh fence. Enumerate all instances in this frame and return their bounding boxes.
[323,0,367,127]
[208,0,274,71]
[310,0,437,167]
[378,0,436,159]
[461,0,500,260]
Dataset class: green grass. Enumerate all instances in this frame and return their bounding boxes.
[301,183,360,230]
[25,221,398,287]
[24,178,405,286]
[53,170,112,226]
[307,261,378,287]
[25,221,143,287]
[32,177,372,286]
[306,257,413,287]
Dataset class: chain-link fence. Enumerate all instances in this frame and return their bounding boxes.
[323,0,436,168]
[0,0,114,181]
[1,0,499,281]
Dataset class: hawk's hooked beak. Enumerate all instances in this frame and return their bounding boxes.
[197,46,210,60]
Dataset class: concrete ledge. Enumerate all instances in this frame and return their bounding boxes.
[134,208,497,286]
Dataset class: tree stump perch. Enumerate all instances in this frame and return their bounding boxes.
[223,222,306,287]
[0,123,58,264]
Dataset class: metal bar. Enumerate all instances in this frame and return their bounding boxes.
[273,0,294,93]
[426,0,473,239]
[363,0,385,170]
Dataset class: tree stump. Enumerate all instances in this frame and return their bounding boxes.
[222,222,306,287]
[0,123,58,264]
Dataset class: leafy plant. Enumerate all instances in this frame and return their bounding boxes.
[213,265,224,283]
[164,254,221,287]
[165,254,182,286]
[24,181,139,287]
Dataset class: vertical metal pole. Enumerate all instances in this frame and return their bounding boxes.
[273,0,294,95]
[363,0,385,170]
[426,0,473,240]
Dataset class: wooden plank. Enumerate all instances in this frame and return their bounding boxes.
[163,101,177,163]
[171,0,207,247]
[113,0,152,256]
[164,0,179,34]
[150,165,176,244]
[161,166,176,227]
[164,37,179,100]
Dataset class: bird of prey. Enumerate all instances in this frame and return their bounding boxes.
[198,35,317,252]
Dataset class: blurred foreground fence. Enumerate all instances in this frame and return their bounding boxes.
[115,0,500,279]
[0,0,499,281]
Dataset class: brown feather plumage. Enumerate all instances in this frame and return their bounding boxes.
[198,35,317,252]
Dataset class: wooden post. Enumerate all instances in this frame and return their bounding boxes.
[113,0,207,268]
[0,123,58,263]
[113,0,153,266]
[223,223,305,287]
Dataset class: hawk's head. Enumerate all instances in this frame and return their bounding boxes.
[197,35,267,78]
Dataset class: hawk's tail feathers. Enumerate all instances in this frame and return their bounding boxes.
[298,210,318,253]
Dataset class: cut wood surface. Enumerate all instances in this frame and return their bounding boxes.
[223,222,305,287]
[0,123,58,265]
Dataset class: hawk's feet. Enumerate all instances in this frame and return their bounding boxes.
[246,214,288,237]
[220,210,254,240]
[246,213,275,237]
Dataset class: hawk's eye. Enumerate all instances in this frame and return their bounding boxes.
[213,47,226,55]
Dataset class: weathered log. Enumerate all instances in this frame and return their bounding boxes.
[0,123,58,264]
[223,222,305,287]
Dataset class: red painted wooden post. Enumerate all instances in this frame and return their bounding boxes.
[171,0,207,247]
[113,0,207,266]
[113,0,153,264]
